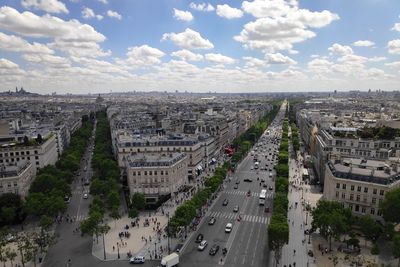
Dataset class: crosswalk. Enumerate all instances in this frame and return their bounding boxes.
[208,211,269,225]
[224,190,274,198]
[74,215,88,222]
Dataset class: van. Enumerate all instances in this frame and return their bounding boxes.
[225,223,233,233]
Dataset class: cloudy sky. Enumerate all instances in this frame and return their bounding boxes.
[0,0,399,94]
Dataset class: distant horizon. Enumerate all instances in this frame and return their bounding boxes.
[0,0,399,94]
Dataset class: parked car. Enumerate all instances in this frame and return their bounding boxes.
[129,256,145,264]
[233,184,239,189]
[198,240,208,251]
[222,199,229,206]
[195,234,204,243]
[244,178,252,182]
[209,244,220,256]
[83,193,89,199]
[225,223,233,233]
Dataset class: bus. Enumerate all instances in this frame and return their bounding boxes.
[259,189,267,205]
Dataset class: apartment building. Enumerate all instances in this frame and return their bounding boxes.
[127,152,188,203]
[323,157,400,220]
[116,132,204,180]
[0,160,35,197]
[0,134,58,172]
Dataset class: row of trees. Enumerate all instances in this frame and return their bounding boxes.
[0,116,94,226]
[290,123,300,153]
[231,103,280,165]
[168,166,228,235]
[268,107,289,266]
[81,111,121,240]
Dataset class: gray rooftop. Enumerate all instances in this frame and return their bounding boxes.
[127,152,187,168]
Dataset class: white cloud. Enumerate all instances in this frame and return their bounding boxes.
[173,9,193,22]
[82,7,103,20]
[236,0,339,53]
[21,0,68,14]
[107,10,122,20]
[171,49,203,61]
[122,45,165,68]
[0,58,25,77]
[205,53,235,65]
[385,61,400,69]
[98,0,108,4]
[0,7,105,42]
[189,2,214,12]
[265,53,296,64]
[0,32,54,54]
[352,40,375,47]
[328,43,353,56]
[388,40,400,54]
[48,40,111,58]
[0,58,20,69]
[216,4,243,19]
[22,53,70,68]
[368,56,386,62]
[243,56,267,68]
[391,23,400,32]
[162,28,214,50]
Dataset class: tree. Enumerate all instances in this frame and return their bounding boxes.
[311,200,352,251]
[131,193,146,210]
[358,215,382,246]
[128,208,139,219]
[36,134,43,144]
[107,190,120,210]
[380,187,400,223]
[268,214,289,266]
[5,247,17,267]
[392,235,400,267]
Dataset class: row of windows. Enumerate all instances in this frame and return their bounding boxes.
[347,204,382,216]
[0,150,38,157]
[132,179,170,185]
[335,191,383,205]
[132,170,169,176]
[336,183,385,195]
[122,146,195,153]
[0,182,18,188]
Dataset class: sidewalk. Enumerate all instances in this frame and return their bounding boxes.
[92,157,225,262]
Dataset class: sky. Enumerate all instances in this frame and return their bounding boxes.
[0,0,399,94]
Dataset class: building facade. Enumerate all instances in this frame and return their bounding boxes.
[0,160,35,197]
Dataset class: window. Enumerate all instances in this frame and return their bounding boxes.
[363,196,367,203]
[356,195,360,202]
[10,152,14,156]
[350,194,354,201]
[372,198,376,204]
[26,151,30,155]
[335,191,339,198]
[348,204,353,210]
[356,186,361,192]
[370,208,375,215]
[36,161,39,165]
[355,205,359,212]
[138,171,141,175]
[144,171,147,175]
[350,185,354,191]
[132,171,136,176]
[341,192,346,199]
[16,152,19,156]
[379,190,384,196]
[165,171,168,175]
[161,171,164,175]
[377,210,382,216]
[361,207,366,213]
[154,171,157,175]
[149,171,152,175]
[342,184,346,190]
[364,187,368,193]
[34,150,38,154]
[35,156,39,160]
[373,188,377,194]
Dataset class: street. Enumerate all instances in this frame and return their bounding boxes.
[179,105,286,267]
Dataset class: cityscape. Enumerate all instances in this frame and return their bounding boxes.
[0,1,400,267]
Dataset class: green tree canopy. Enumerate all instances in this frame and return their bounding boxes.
[380,187,400,223]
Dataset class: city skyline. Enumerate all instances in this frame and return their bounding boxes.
[0,0,399,94]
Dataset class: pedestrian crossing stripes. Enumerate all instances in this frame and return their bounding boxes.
[208,211,269,224]
[224,190,274,198]
[74,215,87,222]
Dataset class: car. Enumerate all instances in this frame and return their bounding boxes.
[174,243,183,253]
[84,180,90,185]
[233,205,239,212]
[235,179,240,184]
[209,244,220,256]
[250,166,254,170]
[5,234,15,243]
[244,178,252,182]
[222,199,229,206]
[260,179,265,183]
[198,240,208,251]
[195,234,204,243]
[64,195,71,203]
[233,184,239,189]
[225,223,233,233]
[268,186,273,190]
[83,193,89,199]
[129,256,145,264]
[208,217,216,225]
[263,183,268,188]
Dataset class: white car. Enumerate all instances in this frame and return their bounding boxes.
[83,193,88,199]
[129,256,145,264]
[198,240,208,251]
[225,223,233,233]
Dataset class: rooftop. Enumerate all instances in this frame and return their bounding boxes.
[127,152,187,168]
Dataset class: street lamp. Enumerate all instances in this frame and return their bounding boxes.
[117,242,120,259]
